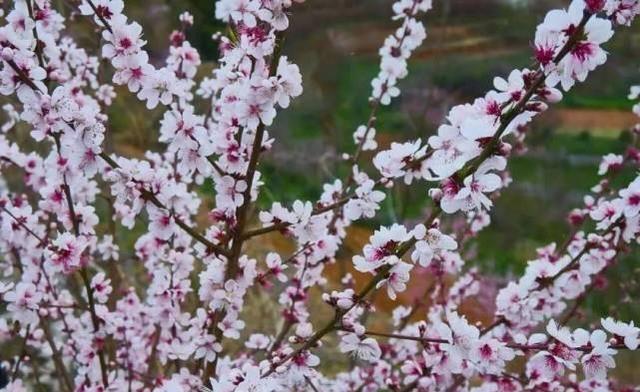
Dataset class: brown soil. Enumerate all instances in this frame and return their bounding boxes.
[551,108,638,133]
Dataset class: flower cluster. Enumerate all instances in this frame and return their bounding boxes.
[494,180,636,329]
[80,0,186,109]
[373,0,431,106]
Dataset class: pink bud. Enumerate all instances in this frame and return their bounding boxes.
[585,0,605,13]
[593,274,608,290]
[525,101,547,113]
[1,47,14,61]
[497,142,512,157]
[567,210,585,226]
[169,30,185,47]
[428,188,443,202]
[626,146,640,162]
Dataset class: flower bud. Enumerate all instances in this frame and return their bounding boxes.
[626,146,640,162]
[525,101,547,113]
[428,187,443,202]
[179,12,194,26]
[585,0,605,13]
[1,47,14,61]
[497,142,512,157]
[170,30,185,47]
[567,209,585,227]
[295,322,313,339]
[336,298,353,309]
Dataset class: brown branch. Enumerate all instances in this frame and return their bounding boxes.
[241,0,433,242]
[82,0,114,34]
[11,325,31,381]
[358,329,630,353]
[304,375,320,392]
[2,59,43,93]
[326,0,423,234]
[26,0,46,70]
[263,207,441,377]
[241,195,353,240]
[480,316,507,337]
[0,206,49,247]
[52,132,110,387]
[98,152,230,257]
[40,318,75,392]
[202,30,286,384]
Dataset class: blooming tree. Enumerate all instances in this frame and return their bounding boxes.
[0,0,640,391]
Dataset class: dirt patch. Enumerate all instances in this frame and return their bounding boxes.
[551,108,637,135]
[325,22,516,59]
